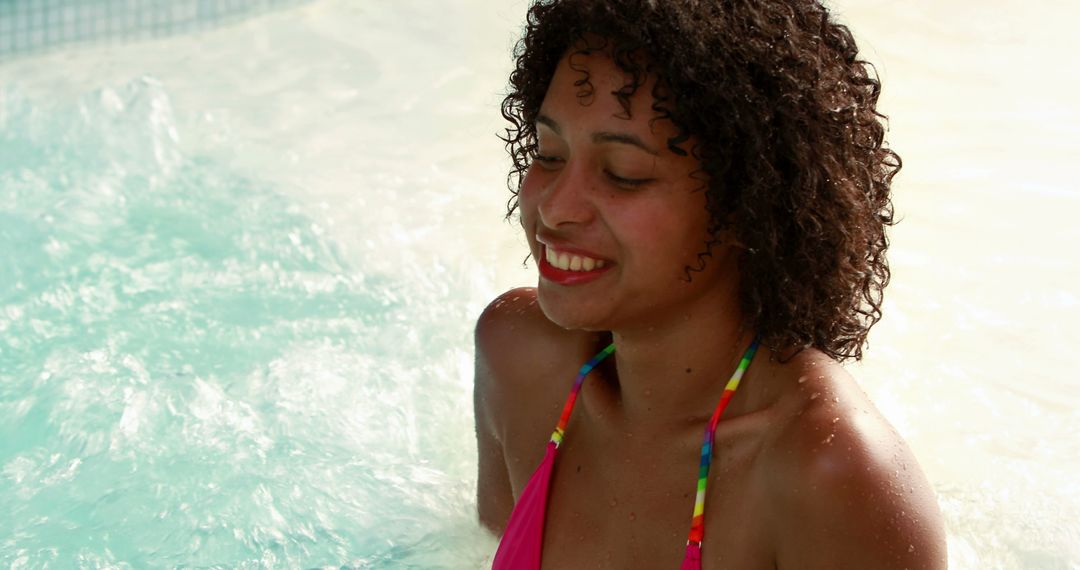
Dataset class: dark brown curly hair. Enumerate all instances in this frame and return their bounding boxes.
[501,0,899,362]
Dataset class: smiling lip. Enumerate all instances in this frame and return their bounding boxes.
[537,243,613,285]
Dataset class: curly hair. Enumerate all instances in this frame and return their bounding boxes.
[501,0,899,362]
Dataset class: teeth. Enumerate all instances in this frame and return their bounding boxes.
[545,246,605,272]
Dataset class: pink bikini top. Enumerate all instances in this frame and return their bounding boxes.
[491,339,759,569]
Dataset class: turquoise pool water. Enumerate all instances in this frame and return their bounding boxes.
[0,75,493,566]
[2,0,1078,568]
[0,1,509,563]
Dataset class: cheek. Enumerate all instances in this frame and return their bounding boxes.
[517,165,544,212]
[620,201,711,266]
[517,166,547,238]
[678,214,713,262]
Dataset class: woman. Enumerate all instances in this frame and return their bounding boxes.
[474,0,947,568]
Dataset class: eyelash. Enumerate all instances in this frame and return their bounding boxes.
[534,154,562,165]
[533,154,652,188]
[606,172,650,188]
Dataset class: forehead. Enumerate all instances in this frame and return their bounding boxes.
[539,48,677,139]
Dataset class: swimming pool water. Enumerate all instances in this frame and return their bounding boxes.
[0,74,498,566]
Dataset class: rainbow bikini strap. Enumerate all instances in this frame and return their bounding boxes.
[550,342,616,447]
[687,337,760,546]
[546,337,760,553]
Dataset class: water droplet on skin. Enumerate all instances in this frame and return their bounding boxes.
[832,397,839,403]
[832,417,840,423]
[609,498,618,508]
[822,434,835,444]
[797,376,807,384]
[810,393,820,400]
[908,545,916,553]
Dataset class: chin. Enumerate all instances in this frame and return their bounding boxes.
[535,284,609,331]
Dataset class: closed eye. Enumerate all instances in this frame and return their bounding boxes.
[534,154,564,170]
[606,170,653,188]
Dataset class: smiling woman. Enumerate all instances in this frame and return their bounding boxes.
[522,51,718,332]
[1,0,1073,566]
[474,1,947,568]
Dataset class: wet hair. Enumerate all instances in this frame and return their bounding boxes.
[501,0,899,362]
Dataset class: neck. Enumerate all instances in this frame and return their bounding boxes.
[585,280,757,432]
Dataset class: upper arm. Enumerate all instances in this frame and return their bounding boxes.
[473,289,533,535]
[771,394,947,569]
[474,367,514,534]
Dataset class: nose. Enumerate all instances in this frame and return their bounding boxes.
[536,160,595,228]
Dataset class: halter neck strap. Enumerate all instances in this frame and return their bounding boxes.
[687,338,760,545]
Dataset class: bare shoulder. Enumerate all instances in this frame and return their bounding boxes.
[475,287,580,395]
[474,288,594,431]
[763,350,947,569]
[473,287,594,533]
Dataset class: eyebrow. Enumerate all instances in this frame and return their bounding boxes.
[536,114,660,156]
